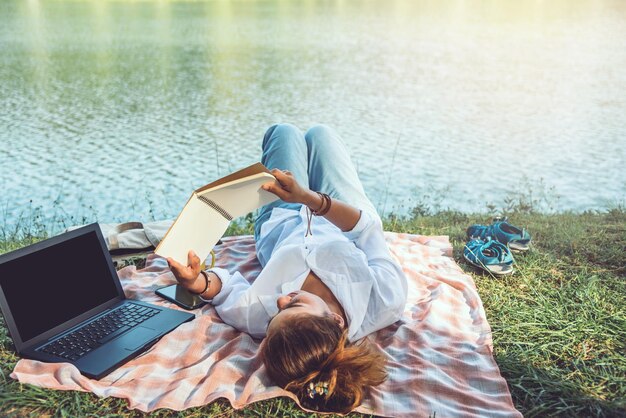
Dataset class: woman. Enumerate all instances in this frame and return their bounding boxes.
[167,124,407,413]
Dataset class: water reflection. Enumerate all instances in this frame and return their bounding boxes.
[0,0,624,229]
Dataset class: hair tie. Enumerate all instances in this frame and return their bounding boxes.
[307,381,329,399]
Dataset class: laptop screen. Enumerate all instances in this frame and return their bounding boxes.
[0,230,119,342]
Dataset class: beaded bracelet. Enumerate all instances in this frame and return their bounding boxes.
[190,270,211,296]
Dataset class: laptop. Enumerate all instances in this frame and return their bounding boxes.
[0,223,195,379]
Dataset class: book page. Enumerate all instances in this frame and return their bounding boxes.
[199,172,279,219]
[155,163,278,265]
[155,196,230,265]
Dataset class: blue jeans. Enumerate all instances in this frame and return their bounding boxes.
[254,123,378,240]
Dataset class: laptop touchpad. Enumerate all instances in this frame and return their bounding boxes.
[115,326,159,351]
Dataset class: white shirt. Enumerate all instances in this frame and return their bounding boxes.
[205,205,408,341]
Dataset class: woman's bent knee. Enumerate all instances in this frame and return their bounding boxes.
[263,123,302,150]
[304,124,334,145]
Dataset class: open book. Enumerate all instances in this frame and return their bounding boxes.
[155,163,279,265]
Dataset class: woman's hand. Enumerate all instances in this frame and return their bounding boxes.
[166,250,205,293]
[262,169,317,206]
[263,168,361,231]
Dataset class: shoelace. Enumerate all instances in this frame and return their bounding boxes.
[483,240,507,263]
[467,238,509,263]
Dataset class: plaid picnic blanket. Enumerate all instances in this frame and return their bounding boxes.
[11,233,521,417]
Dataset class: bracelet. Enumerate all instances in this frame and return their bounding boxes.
[190,270,211,296]
[312,192,331,216]
[312,192,325,212]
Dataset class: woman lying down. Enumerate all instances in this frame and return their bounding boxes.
[167,124,408,413]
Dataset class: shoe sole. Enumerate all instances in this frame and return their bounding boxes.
[509,241,530,252]
[463,252,514,276]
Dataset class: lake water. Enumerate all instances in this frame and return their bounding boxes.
[1,0,625,229]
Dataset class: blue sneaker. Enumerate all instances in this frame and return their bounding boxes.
[463,238,514,276]
[467,217,531,252]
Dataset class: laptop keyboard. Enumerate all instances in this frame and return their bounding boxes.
[40,303,160,361]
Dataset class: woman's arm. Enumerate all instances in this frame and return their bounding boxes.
[262,169,361,232]
[167,251,222,299]
[168,259,274,338]
[168,168,361,298]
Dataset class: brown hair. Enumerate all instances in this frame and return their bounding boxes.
[261,313,387,413]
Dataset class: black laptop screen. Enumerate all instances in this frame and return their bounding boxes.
[0,230,120,342]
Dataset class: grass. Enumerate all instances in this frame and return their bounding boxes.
[0,207,625,417]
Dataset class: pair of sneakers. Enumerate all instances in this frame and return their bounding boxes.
[463,217,532,276]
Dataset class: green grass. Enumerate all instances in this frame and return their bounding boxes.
[1,208,625,417]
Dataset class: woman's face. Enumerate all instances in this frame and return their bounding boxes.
[266,291,333,333]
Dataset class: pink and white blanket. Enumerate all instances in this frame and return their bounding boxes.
[12,233,521,417]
